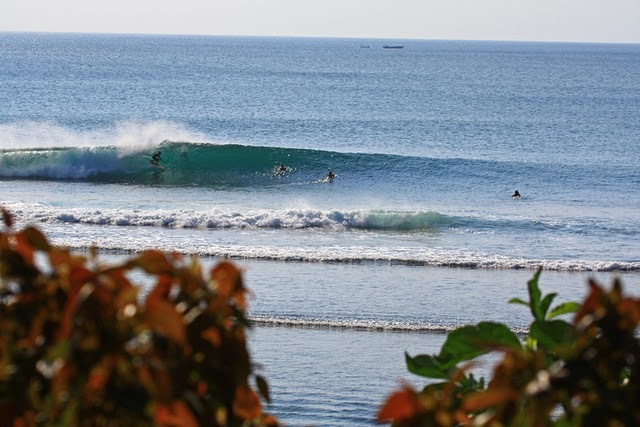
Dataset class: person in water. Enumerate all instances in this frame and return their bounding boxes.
[277,164,287,174]
[325,170,335,181]
[512,190,521,198]
[151,151,163,166]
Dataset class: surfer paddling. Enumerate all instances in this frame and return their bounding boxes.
[512,190,521,198]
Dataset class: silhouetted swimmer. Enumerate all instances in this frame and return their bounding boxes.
[512,190,521,198]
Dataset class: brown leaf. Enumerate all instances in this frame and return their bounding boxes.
[154,401,200,427]
[377,387,422,423]
[575,280,604,325]
[14,233,34,264]
[145,299,187,348]
[59,283,95,339]
[22,227,50,251]
[212,261,243,298]
[234,386,262,420]
[69,267,94,287]
[462,387,517,413]
[0,206,13,228]
[135,250,172,275]
[146,275,174,304]
[201,328,221,347]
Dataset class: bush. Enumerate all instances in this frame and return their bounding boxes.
[0,208,279,427]
[378,269,640,426]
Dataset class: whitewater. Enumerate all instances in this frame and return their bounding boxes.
[1,32,640,426]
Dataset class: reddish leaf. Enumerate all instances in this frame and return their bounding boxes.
[377,387,422,423]
[462,387,517,412]
[575,280,604,325]
[59,283,95,339]
[69,267,94,287]
[146,275,174,304]
[201,328,221,347]
[212,261,243,298]
[14,233,34,264]
[145,299,187,348]
[234,386,262,420]
[86,358,112,391]
[154,401,199,427]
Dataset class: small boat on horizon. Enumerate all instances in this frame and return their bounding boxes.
[383,45,404,49]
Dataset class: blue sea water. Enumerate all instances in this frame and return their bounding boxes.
[1,32,640,426]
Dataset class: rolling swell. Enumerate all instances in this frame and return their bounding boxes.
[0,141,520,187]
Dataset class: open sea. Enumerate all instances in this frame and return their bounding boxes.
[1,32,640,426]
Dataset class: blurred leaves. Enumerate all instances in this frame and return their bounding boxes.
[380,268,640,426]
[0,210,279,427]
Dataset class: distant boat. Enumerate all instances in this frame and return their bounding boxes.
[383,45,404,49]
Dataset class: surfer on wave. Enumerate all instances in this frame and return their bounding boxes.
[325,170,335,181]
[151,151,163,166]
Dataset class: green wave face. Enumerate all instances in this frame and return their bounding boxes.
[0,141,413,187]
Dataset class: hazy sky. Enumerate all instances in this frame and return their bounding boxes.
[3,0,640,43]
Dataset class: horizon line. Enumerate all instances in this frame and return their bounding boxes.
[1,29,639,46]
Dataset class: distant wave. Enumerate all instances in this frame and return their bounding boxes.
[64,242,640,272]
[0,138,515,187]
[248,315,530,334]
[248,315,456,333]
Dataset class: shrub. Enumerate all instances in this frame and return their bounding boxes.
[378,269,640,426]
[0,208,279,427]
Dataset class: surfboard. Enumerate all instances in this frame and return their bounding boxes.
[144,155,165,170]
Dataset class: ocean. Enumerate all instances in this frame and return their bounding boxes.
[1,32,639,426]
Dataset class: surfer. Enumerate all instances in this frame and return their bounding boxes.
[151,151,163,166]
[276,164,287,175]
[512,190,521,198]
[325,170,335,181]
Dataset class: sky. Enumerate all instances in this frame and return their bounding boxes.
[2,0,640,44]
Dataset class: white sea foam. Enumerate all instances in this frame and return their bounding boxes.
[248,315,455,332]
[0,120,213,150]
[6,203,639,272]
[9,204,442,231]
[247,315,531,335]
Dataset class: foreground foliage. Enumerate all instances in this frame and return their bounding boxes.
[378,269,640,426]
[0,209,278,427]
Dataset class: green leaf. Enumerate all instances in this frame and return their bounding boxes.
[530,320,574,351]
[406,352,449,379]
[440,322,522,367]
[540,293,557,320]
[547,301,580,319]
[408,322,523,380]
[256,375,271,404]
[527,269,543,321]
[44,339,70,361]
[508,297,530,307]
